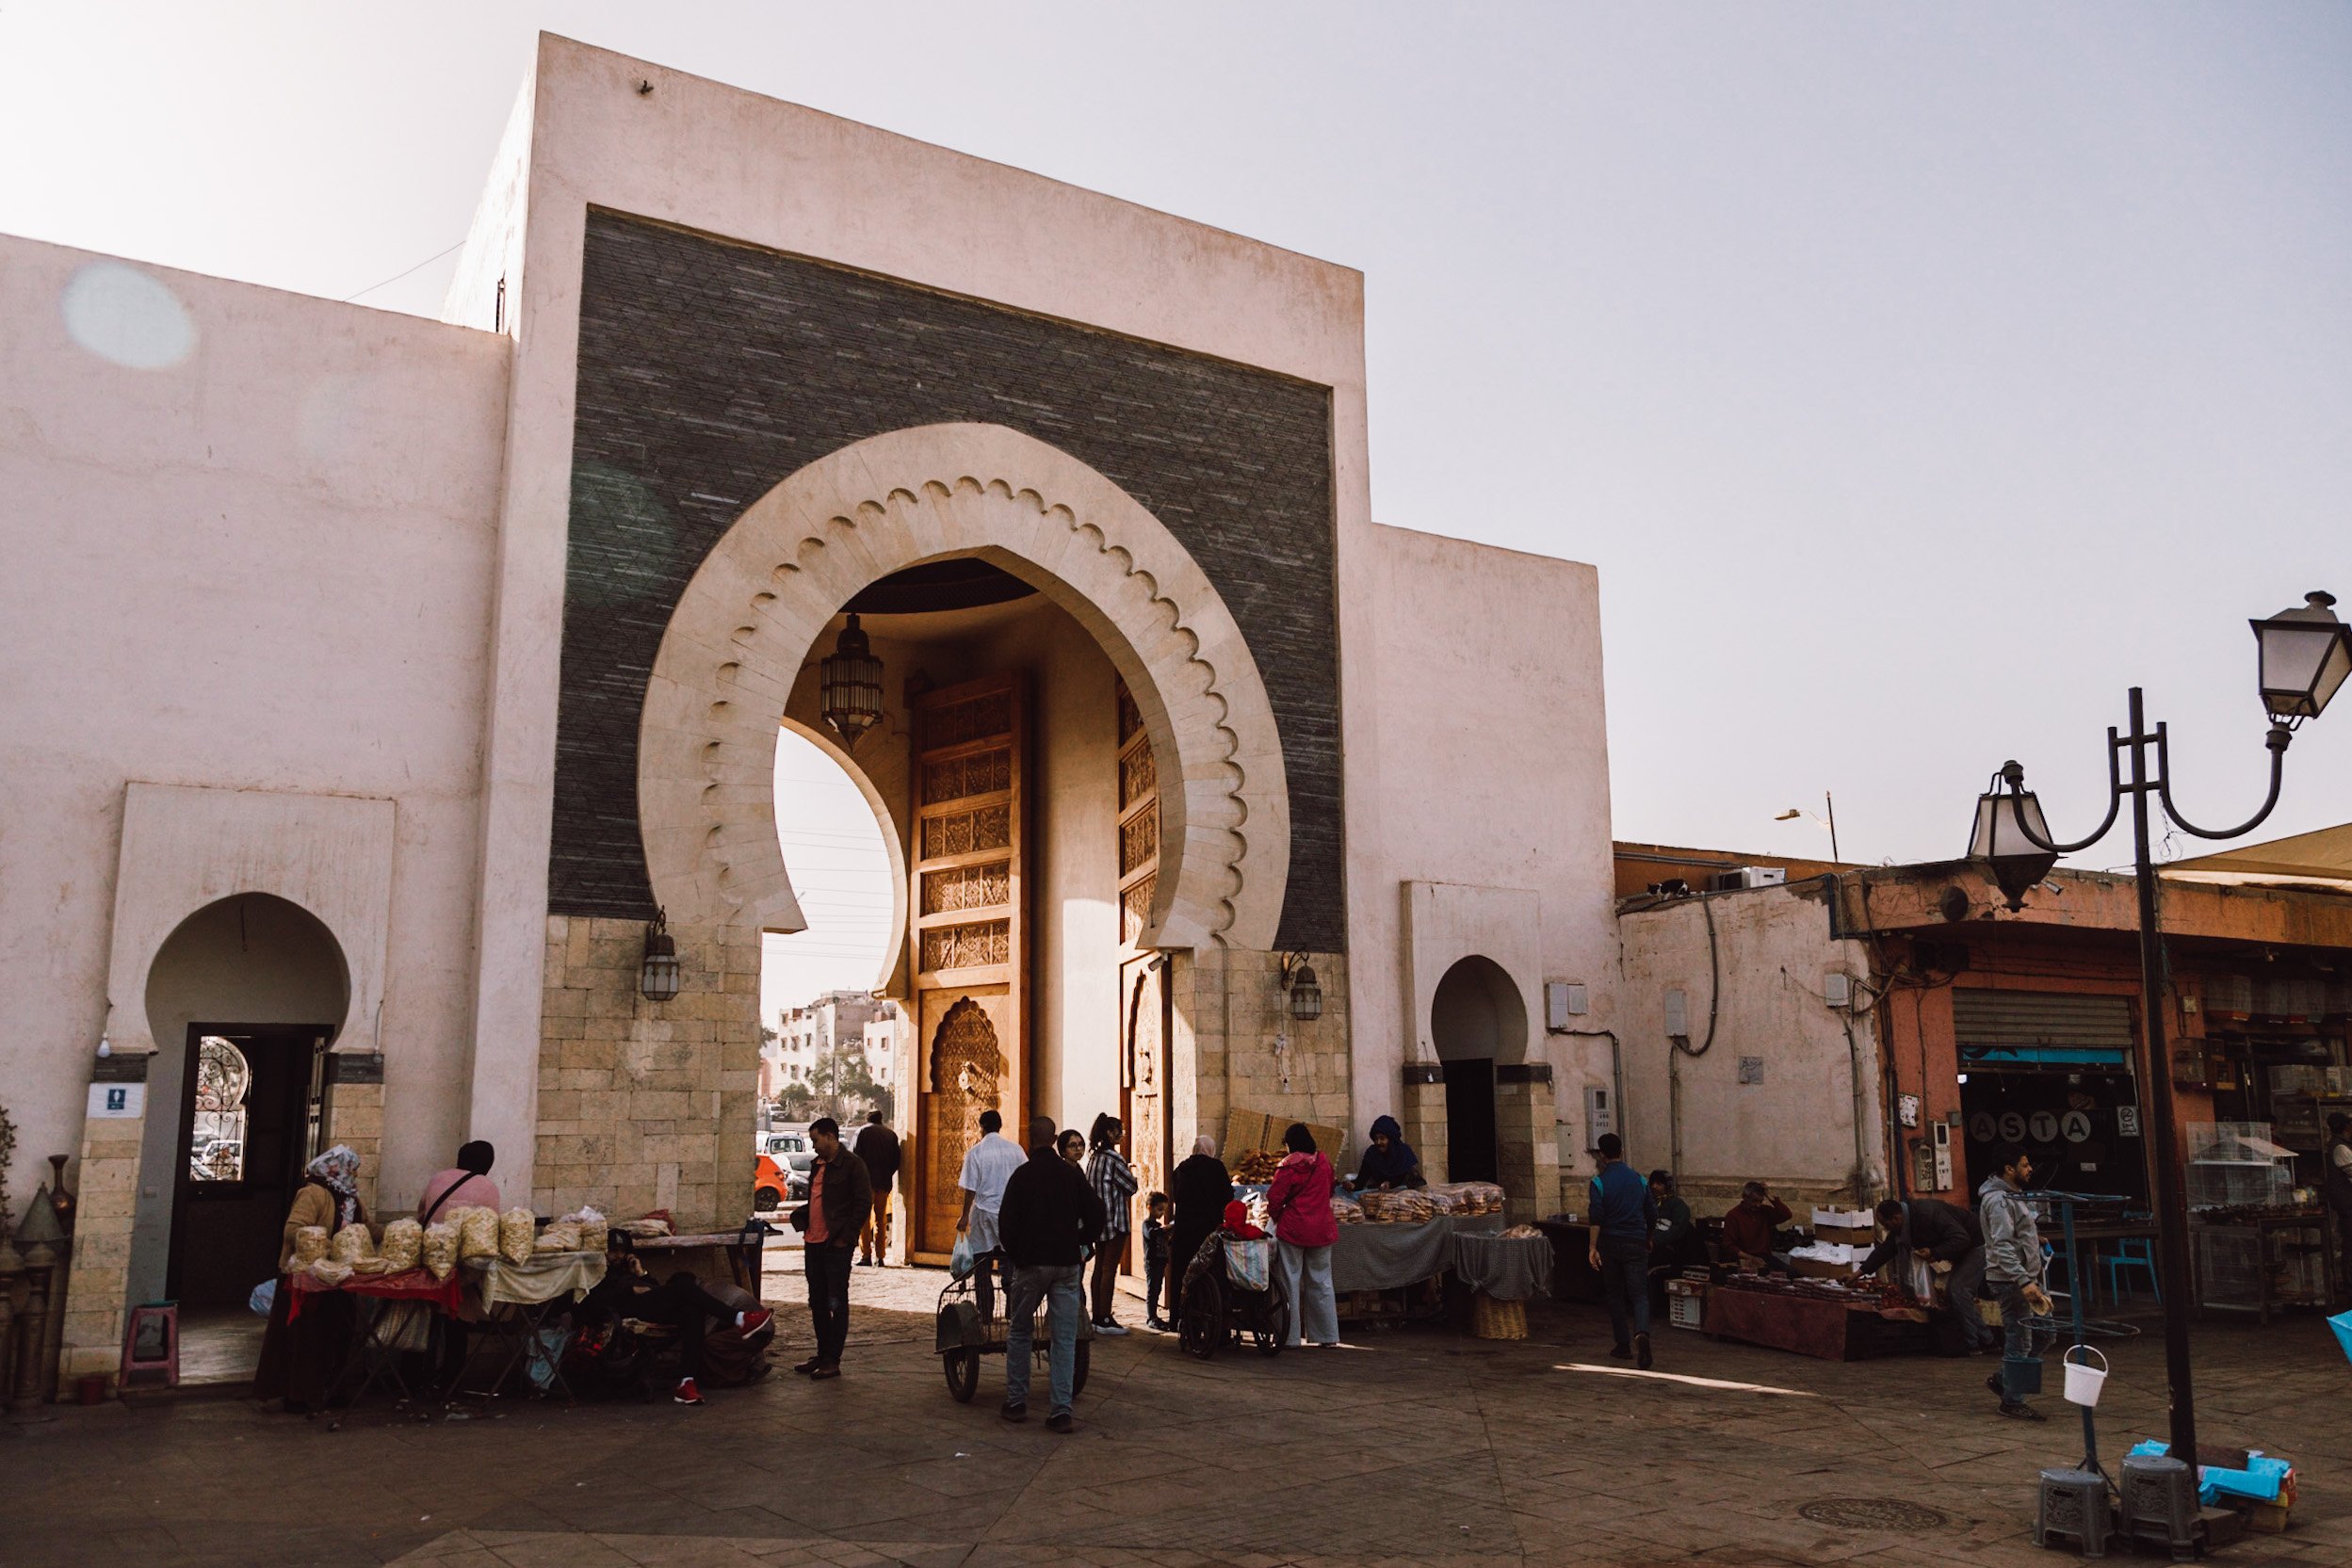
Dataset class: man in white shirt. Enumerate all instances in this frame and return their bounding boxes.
[957,1108,1027,1320]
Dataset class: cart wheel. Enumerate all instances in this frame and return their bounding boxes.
[942,1349,980,1403]
[1073,1337,1091,1398]
[1179,1275,1224,1360]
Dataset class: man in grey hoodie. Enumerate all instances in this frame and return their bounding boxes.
[1978,1143,2052,1421]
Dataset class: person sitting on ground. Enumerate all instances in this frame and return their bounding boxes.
[1352,1114,1426,1190]
[583,1238,771,1406]
[1859,1195,1994,1353]
[1719,1181,1794,1274]
[1141,1191,1174,1332]
[1646,1170,1703,1277]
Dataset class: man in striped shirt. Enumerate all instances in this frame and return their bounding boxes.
[1085,1113,1139,1334]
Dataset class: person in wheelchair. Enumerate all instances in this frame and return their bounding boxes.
[578,1237,772,1405]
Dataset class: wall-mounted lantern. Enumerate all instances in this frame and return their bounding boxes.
[819,613,885,746]
[1276,952,1322,1023]
[640,908,681,1003]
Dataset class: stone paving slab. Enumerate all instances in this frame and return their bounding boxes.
[3,1287,2344,1568]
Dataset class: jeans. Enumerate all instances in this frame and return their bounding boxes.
[1144,1254,1167,1320]
[1275,1239,1338,1346]
[1089,1238,1126,1323]
[1995,1281,2051,1398]
[1598,1237,1650,1347]
[803,1242,854,1367]
[1002,1261,1083,1414]
[1950,1244,1995,1350]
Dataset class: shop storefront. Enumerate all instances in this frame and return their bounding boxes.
[1954,990,2149,1208]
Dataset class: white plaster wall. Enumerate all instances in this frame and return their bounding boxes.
[1352,525,1621,1165]
[449,34,1370,1199]
[0,234,510,1215]
[1616,884,1889,1206]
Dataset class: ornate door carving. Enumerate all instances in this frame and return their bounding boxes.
[910,673,1028,1259]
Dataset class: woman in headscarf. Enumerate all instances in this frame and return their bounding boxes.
[1352,1114,1425,1191]
[254,1145,371,1412]
[1265,1123,1340,1348]
[1168,1134,1234,1322]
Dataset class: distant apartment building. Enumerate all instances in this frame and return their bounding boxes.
[773,989,885,1091]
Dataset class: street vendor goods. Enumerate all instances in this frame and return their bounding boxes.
[1331,1191,1366,1224]
[1359,1188,1438,1223]
[456,1205,500,1258]
[612,1215,672,1238]
[330,1221,377,1263]
[535,1217,583,1253]
[1499,1223,1543,1238]
[1423,1181,1505,1216]
[291,1225,331,1266]
[352,1257,395,1275]
[572,1205,608,1253]
[421,1221,459,1280]
[379,1217,422,1270]
[305,1258,354,1285]
[1231,1149,1285,1183]
[498,1205,536,1264]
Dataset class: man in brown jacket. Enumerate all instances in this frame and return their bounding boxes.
[791,1116,872,1380]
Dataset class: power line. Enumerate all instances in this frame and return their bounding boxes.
[344,236,468,302]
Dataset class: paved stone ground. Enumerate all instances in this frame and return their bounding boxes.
[6,1276,2345,1568]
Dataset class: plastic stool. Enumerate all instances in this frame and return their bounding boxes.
[121,1300,180,1389]
[2103,1238,2160,1303]
[2036,1468,2112,1558]
[2118,1453,2197,1561]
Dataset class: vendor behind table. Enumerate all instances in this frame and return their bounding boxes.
[1350,1114,1425,1190]
[1858,1195,1994,1352]
[1720,1182,1793,1274]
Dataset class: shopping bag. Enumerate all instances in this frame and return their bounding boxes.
[949,1231,975,1281]
[2328,1310,2352,1366]
[1224,1237,1273,1293]
[249,1279,276,1317]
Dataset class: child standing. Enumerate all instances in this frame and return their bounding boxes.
[1142,1191,1173,1330]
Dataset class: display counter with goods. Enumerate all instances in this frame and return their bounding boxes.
[1700,1275,1931,1361]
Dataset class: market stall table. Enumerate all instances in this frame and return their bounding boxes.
[1701,1279,1931,1361]
[286,1267,465,1407]
[1451,1229,1551,1339]
[619,1223,770,1300]
[456,1251,608,1401]
[1331,1212,1504,1293]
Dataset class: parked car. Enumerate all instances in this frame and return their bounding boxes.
[760,1131,809,1157]
[754,1150,816,1212]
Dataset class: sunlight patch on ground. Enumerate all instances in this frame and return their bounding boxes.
[1552,1362,1818,1398]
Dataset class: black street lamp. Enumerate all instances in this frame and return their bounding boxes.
[1969,589,2346,1471]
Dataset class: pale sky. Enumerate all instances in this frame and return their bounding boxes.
[8,4,2346,1009]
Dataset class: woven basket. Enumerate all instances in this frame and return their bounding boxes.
[1470,1292,1526,1341]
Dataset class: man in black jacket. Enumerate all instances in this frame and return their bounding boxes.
[1861,1196,1993,1352]
[995,1114,1105,1431]
[790,1117,872,1379]
[853,1110,902,1268]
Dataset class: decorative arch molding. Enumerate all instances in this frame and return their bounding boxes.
[638,422,1289,951]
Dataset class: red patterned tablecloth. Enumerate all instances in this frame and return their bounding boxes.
[286,1267,462,1322]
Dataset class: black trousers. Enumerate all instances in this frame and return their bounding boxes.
[589,1275,738,1378]
[804,1241,853,1366]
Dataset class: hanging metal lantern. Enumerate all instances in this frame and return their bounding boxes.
[2249,590,2351,723]
[1278,953,1322,1022]
[819,613,885,746]
[640,908,681,1003]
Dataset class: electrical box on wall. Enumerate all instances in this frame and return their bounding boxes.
[1931,1121,1954,1190]
[1582,1084,1614,1150]
[1663,988,1688,1038]
[1544,981,1588,1030]
[1823,972,1853,1009]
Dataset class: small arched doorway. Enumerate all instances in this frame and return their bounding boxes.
[1430,955,1529,1185]
[137,893,349,1314]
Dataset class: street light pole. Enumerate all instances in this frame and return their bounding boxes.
[1969,590,2349,1474]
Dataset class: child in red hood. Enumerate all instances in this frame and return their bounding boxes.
[1221,1199,1264,1239]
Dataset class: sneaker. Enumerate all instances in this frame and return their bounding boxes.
[1093,1320,1130,1336]
[1634,1334,1653,1371]
[1000,1400,1028,1423]
[1609,1343,1633,1361]
[673,1378,705,1406]
[1046,1411,1075,1433]
[1998,1400,2047,1422]
[1145,1317,1168,1332]
[736,1307,773,1336]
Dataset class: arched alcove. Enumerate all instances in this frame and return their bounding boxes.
[1430,954,1529,1185]
[133,893,351,1307]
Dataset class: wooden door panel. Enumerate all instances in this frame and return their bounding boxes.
[908,674,1027,1261]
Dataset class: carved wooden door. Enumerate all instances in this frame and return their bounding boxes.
[1123,958,1166,1244]
[1112,680,1164,1265]
[909,674,1028,1261]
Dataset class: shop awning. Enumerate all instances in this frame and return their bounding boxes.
[2164,822,2352,892]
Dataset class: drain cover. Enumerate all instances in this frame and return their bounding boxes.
[1799,1498,1951,1531]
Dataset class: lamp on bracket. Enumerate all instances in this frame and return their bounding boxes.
[640,907,681,1004]
[1276,952,1322,1023]
[819,613,885,747]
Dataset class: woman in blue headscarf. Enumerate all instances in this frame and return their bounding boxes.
[1352,1115,1425,1191]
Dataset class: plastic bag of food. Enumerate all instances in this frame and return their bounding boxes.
[379,1217,422,1270]
[572,1205,608,1253]
[306,1259,354,1286]
[498,1206,537,1265]
[421,1220,460,1281]
[534,1219,582,1253]
[352,1256,394,1275]
[291,1225,331,1266]
[331,1222,378,1264]
[456,1206,500,1260]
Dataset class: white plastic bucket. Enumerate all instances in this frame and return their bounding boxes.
[2062,1345,2109,1407]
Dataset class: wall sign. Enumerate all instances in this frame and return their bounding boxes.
[2117,1106,2141,1138]
[1897,1093,1922,1129]
[2060,1110,2092,1144]
[89,1082,145,1119]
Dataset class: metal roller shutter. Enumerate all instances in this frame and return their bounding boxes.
[1953,991,2133,1051]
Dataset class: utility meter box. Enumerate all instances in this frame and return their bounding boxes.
[1583,1085,1614,1151]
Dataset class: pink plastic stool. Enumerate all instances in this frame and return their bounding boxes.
[122,1301,180,1388]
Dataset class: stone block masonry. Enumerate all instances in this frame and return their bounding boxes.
[535,913,763,1230]
[1171,949,1352,1157]
[554,211,1345,953]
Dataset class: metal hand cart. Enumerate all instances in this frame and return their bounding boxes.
[933,1268,1093,1403]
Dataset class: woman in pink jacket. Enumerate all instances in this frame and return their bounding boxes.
[1264,1123,1341,1348]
